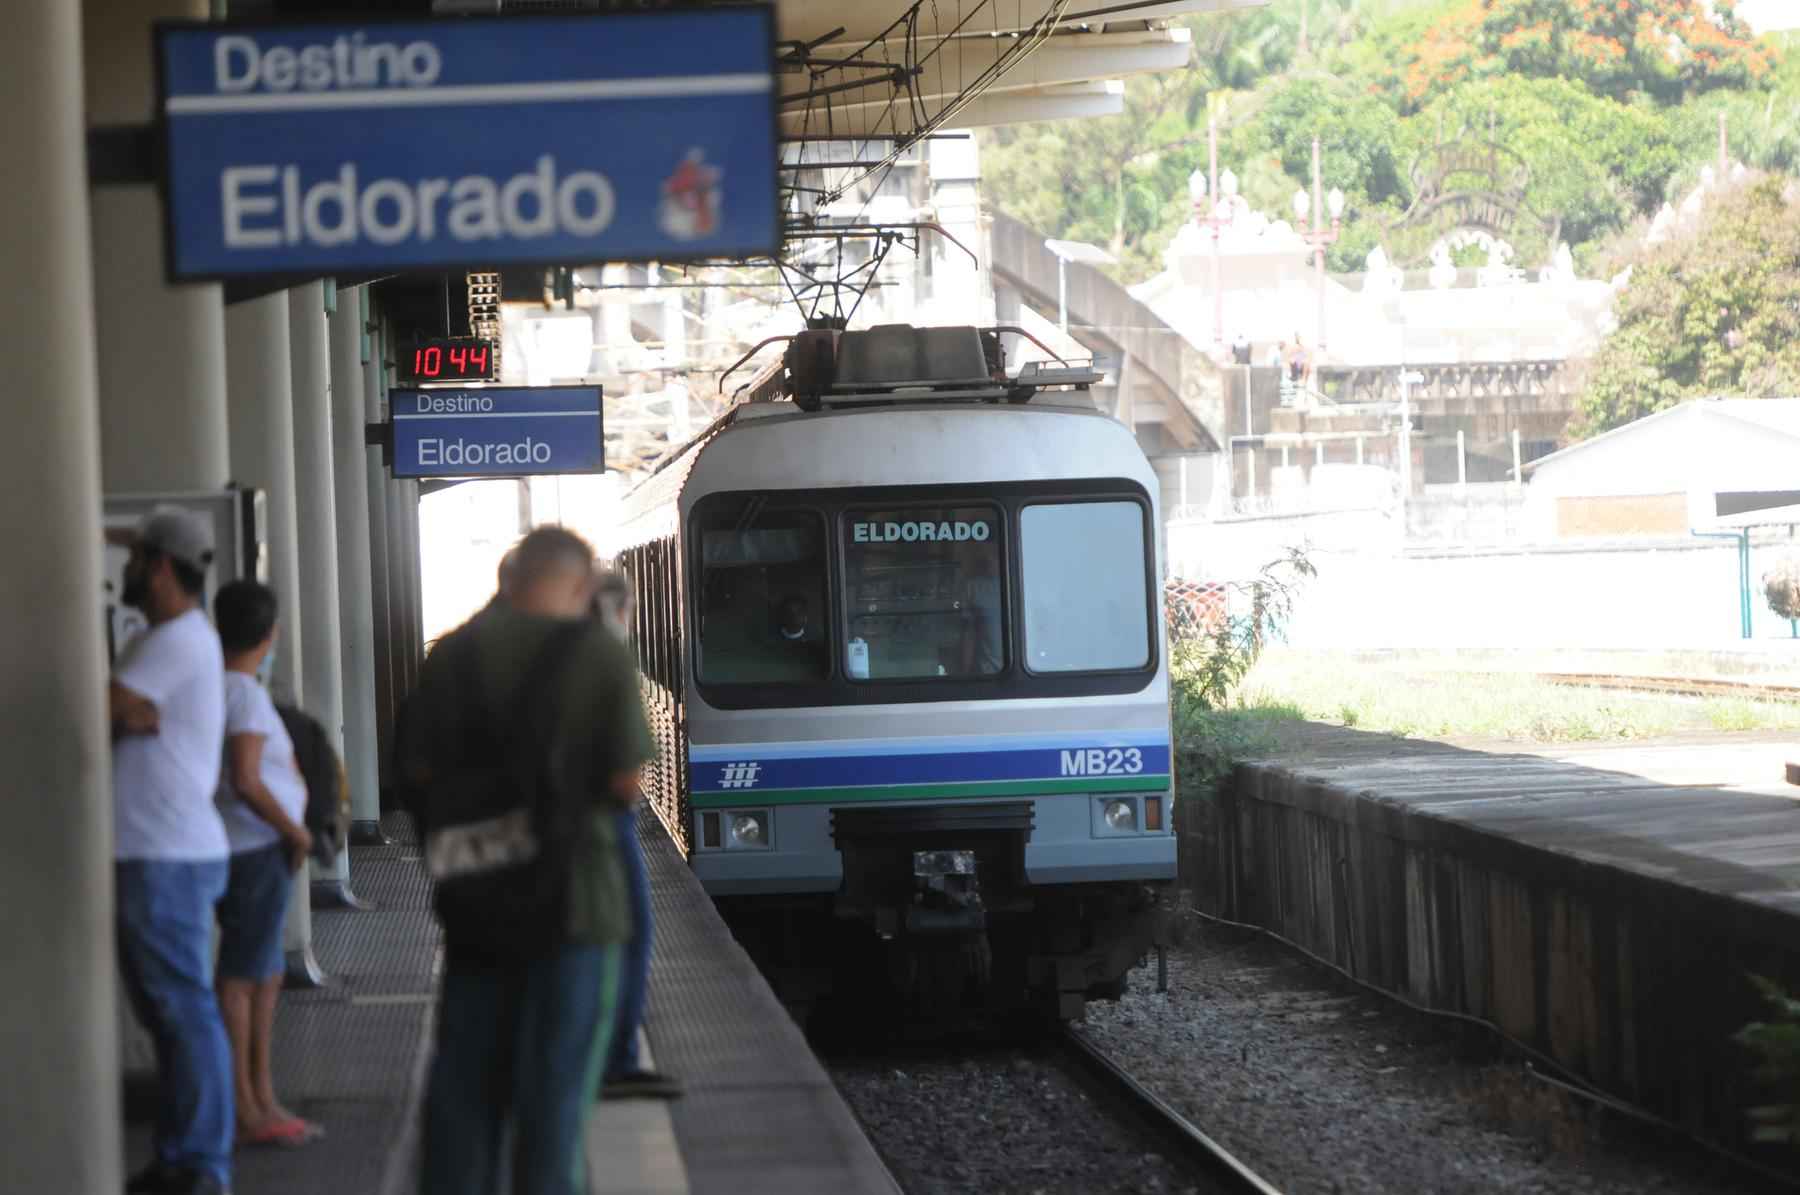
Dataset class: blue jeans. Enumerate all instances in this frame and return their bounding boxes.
[605,808,651,1079]
[421,944,621,1195]
[115,858,234,1186]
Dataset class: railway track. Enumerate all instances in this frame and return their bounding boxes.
[1537,672,1800,703]
[1054,1027,1282,1195]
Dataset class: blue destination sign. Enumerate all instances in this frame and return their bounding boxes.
[155,8,777,280]
[391,386,602,478]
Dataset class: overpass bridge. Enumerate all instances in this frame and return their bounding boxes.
[987,210,1226,457]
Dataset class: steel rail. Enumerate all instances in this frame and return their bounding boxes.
[1536,673,1800,703]
[1055,1027,1283,1195]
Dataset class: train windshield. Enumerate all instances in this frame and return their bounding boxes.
[842,505,1005,681]
[692,501,829,685]
[1018,501,1151,672]
[683,484,1156,707]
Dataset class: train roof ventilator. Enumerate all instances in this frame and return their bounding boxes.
[726,324,1103,412]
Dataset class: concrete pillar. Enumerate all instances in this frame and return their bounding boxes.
[329,286,385,842]
[380,313,425,700]
[224,291,324,984]
[87,0,229,493]
[395,479,424,690]
[363,295,398,794]
[225,294,303,701]
[289,281,359,907]
[3,3,119,1190]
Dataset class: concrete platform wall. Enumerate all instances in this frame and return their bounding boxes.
[1196,729,1800,1167]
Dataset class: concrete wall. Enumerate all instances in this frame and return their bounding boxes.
[1196,727,1800,1170]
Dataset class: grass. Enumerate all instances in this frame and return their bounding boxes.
[1237,650,1800,744]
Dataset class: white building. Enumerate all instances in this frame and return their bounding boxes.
[1129,203,1621,367]
[1523,399,1800,540]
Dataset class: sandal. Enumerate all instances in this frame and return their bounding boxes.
[239,1116,324,1148]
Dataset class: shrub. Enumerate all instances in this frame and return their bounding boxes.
[1737,975,1800,1145]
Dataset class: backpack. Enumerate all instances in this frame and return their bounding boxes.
[399,622,588,962]
[275,704,351,867]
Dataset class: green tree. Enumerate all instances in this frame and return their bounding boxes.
[1571,176,1800,438]
[1404,76,1681,254]
[981,69,1198,277]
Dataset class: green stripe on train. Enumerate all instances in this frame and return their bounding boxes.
[691,774,1172,809]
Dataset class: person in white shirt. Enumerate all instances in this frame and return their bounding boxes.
[109,507,233,1195]
[211,580,320,1150]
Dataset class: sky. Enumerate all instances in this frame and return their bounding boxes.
[1738,0,1800,34]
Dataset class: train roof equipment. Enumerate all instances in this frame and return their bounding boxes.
[721,323,1102,412]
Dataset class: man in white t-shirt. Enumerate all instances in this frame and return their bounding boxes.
[109,507,233,1195]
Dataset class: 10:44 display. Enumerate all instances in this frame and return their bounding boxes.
[402,337,495,383]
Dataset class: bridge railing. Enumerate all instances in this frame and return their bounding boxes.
[1315,360,1569,406]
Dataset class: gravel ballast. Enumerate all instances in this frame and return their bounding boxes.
[1078,913,1760,1195]
[831,1044,1208,1195]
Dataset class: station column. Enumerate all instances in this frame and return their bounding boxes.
[4,2,120,1191]
[328,287,386,841]
[362,302,399,793]
[225,291,325,981]
[86,0,230,492]
[289,281,357,904]
[225,293,303,699]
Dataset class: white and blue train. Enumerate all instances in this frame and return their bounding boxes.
[612,324,1175,1021]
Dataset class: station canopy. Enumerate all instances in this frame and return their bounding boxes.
[770,0,1264,139]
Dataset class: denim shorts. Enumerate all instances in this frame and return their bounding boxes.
[216,843,292,981]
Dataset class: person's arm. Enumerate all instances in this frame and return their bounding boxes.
[109,681,159,740]
[226,733,313,870]
[111,621,193,740]
[593,633,656,809]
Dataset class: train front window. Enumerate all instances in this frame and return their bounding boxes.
[693,503,829,685]
[1019,501,1151,673]
[842,506,1004,681]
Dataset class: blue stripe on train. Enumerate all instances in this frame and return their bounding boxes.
[689,742,1173,795]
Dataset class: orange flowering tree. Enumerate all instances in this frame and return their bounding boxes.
[1405,0,1774,109]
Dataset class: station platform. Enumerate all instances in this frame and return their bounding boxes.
[122,813,897,1195]
[1207,723,1800,1170]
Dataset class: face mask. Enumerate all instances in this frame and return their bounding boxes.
[255,652,275,687]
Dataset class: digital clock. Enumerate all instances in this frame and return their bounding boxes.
[399,337,497,384]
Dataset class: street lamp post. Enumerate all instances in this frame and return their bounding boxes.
[1291,137,1344,355]
[1188,116,1238,350]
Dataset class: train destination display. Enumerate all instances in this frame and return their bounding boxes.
[389,385,601,478]
[154,7,778,279]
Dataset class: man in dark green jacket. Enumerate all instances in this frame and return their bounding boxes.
[405,527,653,1195]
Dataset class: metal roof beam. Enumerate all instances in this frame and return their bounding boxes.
[774,0,1262,47]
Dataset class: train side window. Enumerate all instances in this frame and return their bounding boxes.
[1019,501,1151,673]
[841,505,1004,681]
[692,503,829,685]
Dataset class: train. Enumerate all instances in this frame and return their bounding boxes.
[611,323,1175,1022]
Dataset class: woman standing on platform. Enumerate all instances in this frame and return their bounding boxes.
[212,580,322,1149]
[594,571,682,1102]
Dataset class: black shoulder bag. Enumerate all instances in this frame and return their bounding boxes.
[419,622,588,962]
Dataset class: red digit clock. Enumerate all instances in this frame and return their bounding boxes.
[400,337,497,383]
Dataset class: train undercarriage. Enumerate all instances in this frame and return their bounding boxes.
[713,805,1172,1029]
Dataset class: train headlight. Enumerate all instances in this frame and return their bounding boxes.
[1102,798,1137,833]
[727,811,770,849]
